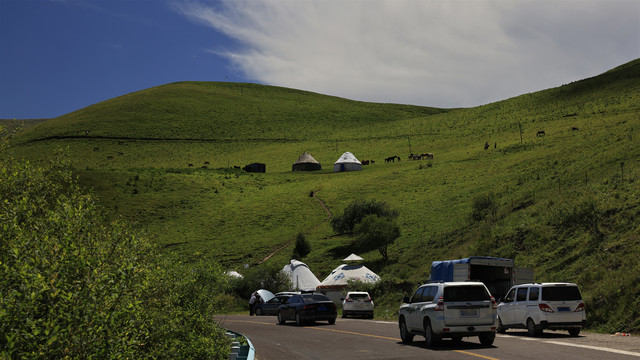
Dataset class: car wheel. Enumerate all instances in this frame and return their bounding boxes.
[255,307,263,316]
[527,318,541,337]
[295,312,303,326]
[328,317,336,325]
[423,319,441,348]
[497,317,506,334]
[568,328,581,337]
[399,318,414,344]
[479,332,495,346]
[277,311,286,325]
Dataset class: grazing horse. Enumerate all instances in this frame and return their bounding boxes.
[409,154,421,160]
[385,156,399,163]
[537,130,546,137]
[362,160,370,165]
[422,152,434,159]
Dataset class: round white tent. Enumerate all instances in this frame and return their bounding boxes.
[292,152,322,171]
[281,259,321,292]
[333,152,362,172]
[316,264,380,302]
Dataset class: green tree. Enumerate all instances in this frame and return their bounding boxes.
[292,233,311,259]
[471,192,498,221]
[331,199,398,235]
[353,214,401,260]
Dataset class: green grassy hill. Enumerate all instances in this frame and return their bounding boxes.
[5,59,640,332]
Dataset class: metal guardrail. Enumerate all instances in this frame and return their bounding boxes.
[225,330,255,360]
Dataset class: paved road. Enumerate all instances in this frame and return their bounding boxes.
[216,314,640,360]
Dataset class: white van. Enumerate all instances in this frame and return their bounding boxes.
[497,283,586,336]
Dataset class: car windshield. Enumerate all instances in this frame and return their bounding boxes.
[443,285,490,301]
[542,286,582,301]
[302,294,330,303]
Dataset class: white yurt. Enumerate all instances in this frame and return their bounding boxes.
[333,152,362,172]
[316,264,380,302]
[281,259,321,292]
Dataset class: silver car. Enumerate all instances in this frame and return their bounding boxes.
[398,281,497,347]
[342,291,374,319]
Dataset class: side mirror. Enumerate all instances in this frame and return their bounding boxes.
[403,296,410,304]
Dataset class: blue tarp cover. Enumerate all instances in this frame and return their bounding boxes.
[430,256,513,282]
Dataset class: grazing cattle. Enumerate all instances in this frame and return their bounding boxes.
[188,163,193,167]
[409,154,421,160]
[537,130,546,137]
[422,152,434,159]
[571,127,579,131]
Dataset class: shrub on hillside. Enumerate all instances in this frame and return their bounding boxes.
[292,233,311,259]
[471,192,498,221]
[331,199,398,235]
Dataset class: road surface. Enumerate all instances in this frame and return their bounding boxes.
[216,314,640,360]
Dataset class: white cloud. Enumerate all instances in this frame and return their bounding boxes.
[174,0,640,107]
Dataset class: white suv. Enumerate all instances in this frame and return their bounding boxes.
[497,282,586,336]
[342,291,374,319]
[398,282,497,347]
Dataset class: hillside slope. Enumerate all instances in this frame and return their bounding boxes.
[6,59,640,332]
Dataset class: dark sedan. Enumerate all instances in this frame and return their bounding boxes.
[277,294,337,326]
[255,294,293,316]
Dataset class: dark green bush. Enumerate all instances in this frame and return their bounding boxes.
[292,233,311,259]
[331,199,398,235]
[471,192,498,221]
[353,215,401,260]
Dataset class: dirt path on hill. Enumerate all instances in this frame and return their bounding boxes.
[257,190,332,264]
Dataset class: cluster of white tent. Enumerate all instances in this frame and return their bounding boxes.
[292,152,363,173]
[226,254,380,303]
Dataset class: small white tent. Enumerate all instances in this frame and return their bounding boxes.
[333,152,362,172]
[343,253,364,262]
[225,270,243,278]
[281,259,321,292]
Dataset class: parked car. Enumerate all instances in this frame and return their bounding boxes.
[255,294,294,316]
[398,281,497,347]
[342,291,374,318]
[277,294,337,326]
[497,282,586,337]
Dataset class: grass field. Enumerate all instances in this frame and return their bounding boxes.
[4,59,640,332]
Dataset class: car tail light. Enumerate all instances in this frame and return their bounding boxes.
[435,297,444,311]
[539,303,554,313]
[345,298,353,302]
[490,296,497,310]
[574,303,585,312]
[365,296,372,303]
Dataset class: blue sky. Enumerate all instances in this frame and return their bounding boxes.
[1,0,639,119]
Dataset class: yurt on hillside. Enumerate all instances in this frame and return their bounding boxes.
[281,259,321,292]
[333,152,362,172]
[292,152,322,171]
[316,263,380,302]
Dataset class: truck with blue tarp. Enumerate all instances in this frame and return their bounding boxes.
[429,257,534,301]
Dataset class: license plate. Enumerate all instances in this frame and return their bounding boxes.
[460,309,478,317]
[558,307,570,312]
[318,306,327,311]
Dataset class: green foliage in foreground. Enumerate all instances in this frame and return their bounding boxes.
[0,147,230,359]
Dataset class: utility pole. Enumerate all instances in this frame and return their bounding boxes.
[519,121,523,144]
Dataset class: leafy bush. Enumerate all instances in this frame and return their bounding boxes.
[471,192,498,221]
[0,146,230,359]
[331,199,398,235]
[229,262,292,303]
